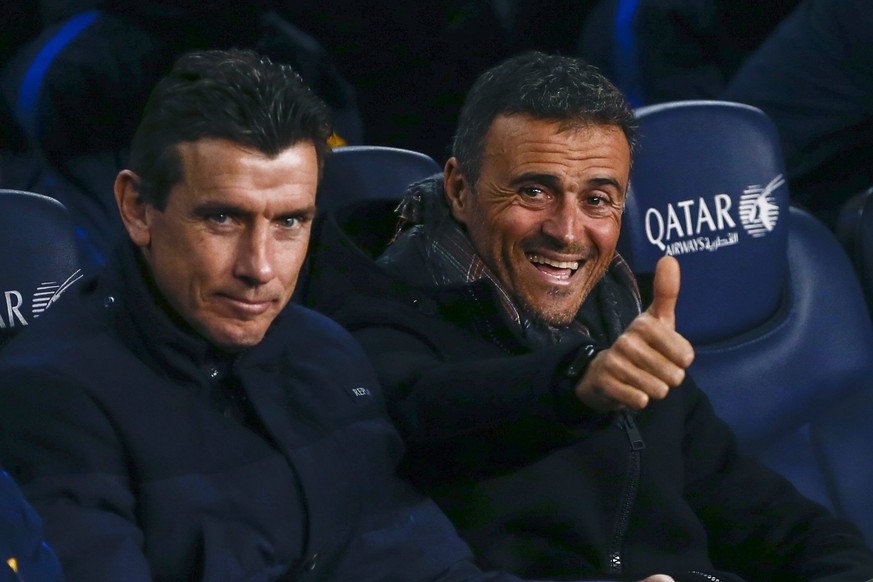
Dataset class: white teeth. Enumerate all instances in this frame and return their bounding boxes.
[527,254,579,270]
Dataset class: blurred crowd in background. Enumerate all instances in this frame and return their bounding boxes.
[0,0,870,267]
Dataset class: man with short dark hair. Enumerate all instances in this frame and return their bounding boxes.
[0,49,528,581]
[306,51,873,581]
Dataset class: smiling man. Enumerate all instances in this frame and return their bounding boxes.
[442,114,629,329]
[305,52,873,581]
[0,49,539,582]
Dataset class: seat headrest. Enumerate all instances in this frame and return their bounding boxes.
[0,190,82,347]
[618,101,790,345]
[316,146,441,216]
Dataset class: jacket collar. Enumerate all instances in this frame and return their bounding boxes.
[306,190,641,357]
[97,241,243,385]
[379,176,642,349]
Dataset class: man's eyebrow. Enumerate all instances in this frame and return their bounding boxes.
[281,204,317,220]
[192,201,247,216]
[507,172,562,190]
[193,201,319,221]
[587,176,624,191]
[508,173,624,191]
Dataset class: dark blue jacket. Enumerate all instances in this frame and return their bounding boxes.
[0,242,521,582]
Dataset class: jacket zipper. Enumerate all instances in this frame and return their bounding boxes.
[608,410,646,576]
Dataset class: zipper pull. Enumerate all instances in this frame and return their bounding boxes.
[621,411,646,450]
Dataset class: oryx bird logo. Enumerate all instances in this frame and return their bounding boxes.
[739,174,784,238]
[31,269,84,318]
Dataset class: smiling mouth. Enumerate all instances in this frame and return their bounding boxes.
[527,253,581,280]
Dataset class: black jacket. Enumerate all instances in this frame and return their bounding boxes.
[0,241,526,582]
[304,191,873,582]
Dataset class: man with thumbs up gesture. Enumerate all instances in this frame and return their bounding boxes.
[306,52,873,582]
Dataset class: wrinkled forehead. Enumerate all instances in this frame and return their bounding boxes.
[479,116,631,183]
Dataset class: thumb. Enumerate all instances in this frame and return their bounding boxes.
[647,256,681,327]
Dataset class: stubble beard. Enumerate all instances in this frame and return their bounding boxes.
[515,264,607,328]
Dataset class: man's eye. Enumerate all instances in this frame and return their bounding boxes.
[280,217,300,228]
[585,194,611,207]
[209,213,230,224]
[583,194,621,216]
[587,196,604,206]
[520,186,547,198]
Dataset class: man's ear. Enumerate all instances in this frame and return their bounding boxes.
[114,169,152,248]
[443,157,472,225]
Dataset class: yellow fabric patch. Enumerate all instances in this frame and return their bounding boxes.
[328,133,347,148]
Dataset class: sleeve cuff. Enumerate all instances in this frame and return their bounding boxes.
[552,343,603,423]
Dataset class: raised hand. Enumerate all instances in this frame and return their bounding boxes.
[575,256,695,412]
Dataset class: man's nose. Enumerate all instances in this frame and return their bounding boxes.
[541,197,583,246]
[235,225,275,285]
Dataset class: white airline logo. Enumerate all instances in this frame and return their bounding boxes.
[738,175,783,238]
[0,269,83,329]
[643,174,783,257]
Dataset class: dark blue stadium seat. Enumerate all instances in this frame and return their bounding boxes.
[618,100,873,540]
[316,145,441,216]
[1,10,137,270]
[0,189,83,348]
[295,145,441,303]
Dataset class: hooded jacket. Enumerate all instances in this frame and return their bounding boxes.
[304,176,873,582]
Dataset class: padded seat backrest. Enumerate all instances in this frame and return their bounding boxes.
[316,146,441,215]
[297,146,440,303]
[618,101,873,539]
[0,190,82,348]
[619,100,789,345]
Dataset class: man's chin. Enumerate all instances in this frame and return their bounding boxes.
[531,309,579,328]
[518,294,582,328]
[203,325,269,353]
